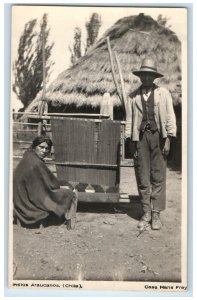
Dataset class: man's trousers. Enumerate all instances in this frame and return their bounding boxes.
[134,131,167,212]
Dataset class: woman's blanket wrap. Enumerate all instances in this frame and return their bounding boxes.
[13,150,74,224]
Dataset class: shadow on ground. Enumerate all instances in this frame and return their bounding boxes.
[13,196,144,229]
[77,195,143,221]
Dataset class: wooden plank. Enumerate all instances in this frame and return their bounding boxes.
[51,118,69,183]
[87,121,95,184]
[13,115,126,124]
[93,121,99,185]
[55,161,118,168]
[13,122,39,126]
[78,192,120,203]
[99,120,107,185]
[46,113,109,119]
[96,120,121,187]
[13,140,32,144]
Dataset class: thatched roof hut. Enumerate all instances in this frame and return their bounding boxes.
[28,13,181,119]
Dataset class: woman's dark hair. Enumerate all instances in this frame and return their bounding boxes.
[31,135,53,150]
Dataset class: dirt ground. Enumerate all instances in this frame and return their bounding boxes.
[13,166,182,283]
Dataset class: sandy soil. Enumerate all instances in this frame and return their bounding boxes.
[12,166,182,283]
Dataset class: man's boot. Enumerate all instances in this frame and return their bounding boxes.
[151,210,162,230]
[137,211,152,230]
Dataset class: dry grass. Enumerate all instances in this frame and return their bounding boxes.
[27,13,181,112]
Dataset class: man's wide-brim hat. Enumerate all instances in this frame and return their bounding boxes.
[132,58,164,78]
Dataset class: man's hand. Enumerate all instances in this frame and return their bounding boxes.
[125,138,137,159]
[130,141,137,159]
[162,137,171,156]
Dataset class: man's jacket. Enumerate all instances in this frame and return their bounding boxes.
[125,84,177,141]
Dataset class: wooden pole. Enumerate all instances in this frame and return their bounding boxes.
[114,51,127,111]
[42,27,46,102]
[38,25,47,135]
[106,37,123,106]
[39,25,46,116]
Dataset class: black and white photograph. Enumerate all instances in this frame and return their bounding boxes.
[9,4,188,292]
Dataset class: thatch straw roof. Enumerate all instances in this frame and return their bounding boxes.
[28,13,181,112]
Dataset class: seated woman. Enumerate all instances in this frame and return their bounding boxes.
[13,135,78,230]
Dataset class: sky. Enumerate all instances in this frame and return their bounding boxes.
[11,5,187,110]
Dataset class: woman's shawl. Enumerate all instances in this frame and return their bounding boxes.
[13,150,74,224]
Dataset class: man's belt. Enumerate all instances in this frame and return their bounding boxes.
[141,124,158,134]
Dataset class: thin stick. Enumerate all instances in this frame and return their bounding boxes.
[106,37,123,106]
[42,26,46,102]
[38,26,49,134]
[114,51,127,112]
[38,26,47,118]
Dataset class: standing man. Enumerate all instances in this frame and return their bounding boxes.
[125,57,176,230]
